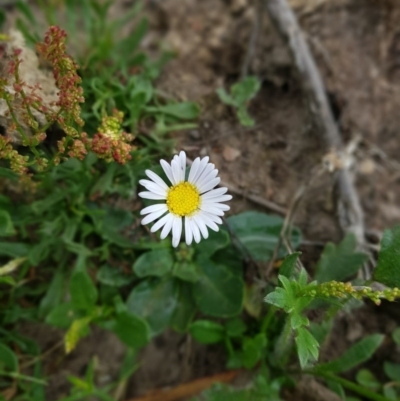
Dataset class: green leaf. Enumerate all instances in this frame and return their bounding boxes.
[0,242,30,257]
[39,269,65,318]
[97,265,133,287]
[172,262,199,282]
[126,278,179,335]
[0,257,26,276]
[374,226,400,288]
[280,252,300,278]
[192,257,244,318]
[295,327,319,368]
[65,317,91,354]
[290,313,309,330]
[189,320,225,344]
[133,249,173,278]
[31,192,64,215]
[317,334,384,373]
[383,385,398,401]
[244,283,263,319]
[146,102,200,120]
[197,383,249,401]
[355,369,380,392]
[45,302,75,329]
[231,76,261,105]
[264,288,288,309]
[28,239,54,265]
[242,333,267,369]
[392,327,400,345]
[170,284,196,332]
[194,229,230,258]
[0,343,18,371]
[216,88,236,106]
[315,234,368,283]
[119,18,148,57]
[0,167,18,181]
[0,210,15,236]
[70,270,98,313]
[0,276,15,286]
[227,212,301,261]
[111,312,150,349]
[225,318,247,338]
[384,361,400,381]
[237,106,255,127]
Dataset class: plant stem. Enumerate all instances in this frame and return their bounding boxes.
[0,370,47,385]
[309,370,391,401]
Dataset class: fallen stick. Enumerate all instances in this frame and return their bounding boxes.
[264,0,365,247]
[127,370,240,401]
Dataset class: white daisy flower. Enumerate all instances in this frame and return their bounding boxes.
[139,151,232,247]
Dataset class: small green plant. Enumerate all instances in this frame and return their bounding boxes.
[216,76,261,127]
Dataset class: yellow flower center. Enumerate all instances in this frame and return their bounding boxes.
[166,182,200,217]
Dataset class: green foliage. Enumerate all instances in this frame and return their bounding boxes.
[356,369,381,392]
[189,320,225,344]
[315,234,368,282]
[217,76,261,127]
[193,256,244,317]
[1,2,399,401]
[192,375,283,401]
[374,226,400,288]
[316,334,384,373]
[133,248,174,277]
[111,312,150,349]
[0,343,18,371]
[227,212,302,261]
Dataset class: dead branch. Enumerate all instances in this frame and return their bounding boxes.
[264,0,365,247]
[220,180,287,215]
[127,370,240,401]
[241,0,263,79]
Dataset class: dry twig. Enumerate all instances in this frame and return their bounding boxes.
[264,0,365,248]
[241,0,263,79]
[128,370,240,401]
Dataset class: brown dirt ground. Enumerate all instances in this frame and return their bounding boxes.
[6,0,400,400]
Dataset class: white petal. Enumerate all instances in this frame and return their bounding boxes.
[190,218,201,243]
[202,202,230,211]
[190,157,209,184]
[200,204,225,216]
[139,191,166,200]
[179,151,186,180]
[198,177,221,194]
[141,208,167,225]
[140,203,168,215]
[145,170,169,190]
[160,214,174,239]
[139,180,167,196]
[202,195,232,204]
[198,211,220,232]
[196,168,218,190]
[188,157,200,182]
[193,215,209,239]
[150,213,171,233]
[203,210,223,224]
[201,187,228,200]
[171,159,182,185]
[185,218,193,246]
[160,159,176,185]
[192,163,214,186]
[172,216,182,247]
